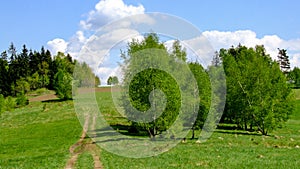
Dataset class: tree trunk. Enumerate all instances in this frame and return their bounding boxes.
[191,127,195,139]
[148,129,155,140]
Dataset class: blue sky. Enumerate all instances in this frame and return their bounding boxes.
[1,0,300,51]
[1,0,300,83]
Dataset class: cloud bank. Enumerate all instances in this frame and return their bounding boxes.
[202,30,300,67]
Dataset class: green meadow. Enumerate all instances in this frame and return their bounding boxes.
[0,89,299,168]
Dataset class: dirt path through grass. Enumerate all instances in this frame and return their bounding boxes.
[65,114,103,169]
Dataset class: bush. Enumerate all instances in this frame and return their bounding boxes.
[16,94,29,107]
[5,96,16,111]
[35,88,49,95]
[0,94,5,113]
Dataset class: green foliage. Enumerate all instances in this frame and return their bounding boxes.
[54,69,73,100]
[170,40,187,62]
[188,62,211,127]
[95,76,101,87]
[119,33,202,140]
[73,62,96,88]
[277,48,291,75]
[15,93,29,107]
[0,94,5,114]
[289,67,300,88]
[5,96,16,111]
[15,77,30,94]
[0,56,10,96]
[121,33,186,138]
[97,90,300,169]
[221,45,294,135]
[27,72,41,90]
[37,61,50,88]
[0,100,82,168]
[107,76,119,85]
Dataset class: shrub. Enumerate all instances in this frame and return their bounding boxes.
[16,93,29,107]
[5,96,16,111]
[0,94,5,113]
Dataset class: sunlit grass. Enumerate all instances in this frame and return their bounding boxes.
[75,152,94,169]
[0,100,82,168]
[97,90,300,169]
[1,89,299,168]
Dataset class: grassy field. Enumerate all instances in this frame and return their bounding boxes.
[0,100,82,168]
[97,91,300,169]
[0,89,299,168]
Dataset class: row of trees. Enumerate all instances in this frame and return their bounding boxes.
[120,33,294,137]
[120,33,222,138]
[0,43,100,102]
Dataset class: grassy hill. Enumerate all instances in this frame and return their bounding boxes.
[0,100,82,168]
[0,89,299,168]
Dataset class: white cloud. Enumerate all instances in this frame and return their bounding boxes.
[77,28,140,69]
[80,0,145,30]
[97,66,123,85]
[47,38,68,55]
[47,0,146,84]
[202,30,300,68]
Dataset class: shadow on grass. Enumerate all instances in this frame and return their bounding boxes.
[215,130,261,136]
[92,124,149,137]
[42,98,73,103]
[94,137,145,143]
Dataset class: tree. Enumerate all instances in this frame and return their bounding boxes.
[54,69,72,100]
[38,61,50,88]
[187,62,211,139]
[18,45,30,78]
[73,62,97,88]
[277,48,291,75]
[8,42,17,63]
[0,57,10,96]
[107,76,119,85]
[289,67,300,88]
[29,50,39,75]
[1,51,8,60]
[15,77,30,94]
[120,33,184,138]
[220,45,293,135]
[212,51,221,67]
[95,76,101,87]
[52,52,75,100]
[170,40,187,62]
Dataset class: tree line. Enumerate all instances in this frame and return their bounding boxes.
[120,33,295,137]
[0,43,100,112]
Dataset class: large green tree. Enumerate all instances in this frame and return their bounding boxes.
[54,69,72,100]
[121,33,190,138]
[221,45,293,135]
[187,62,211,139]
[52,52,74,100]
